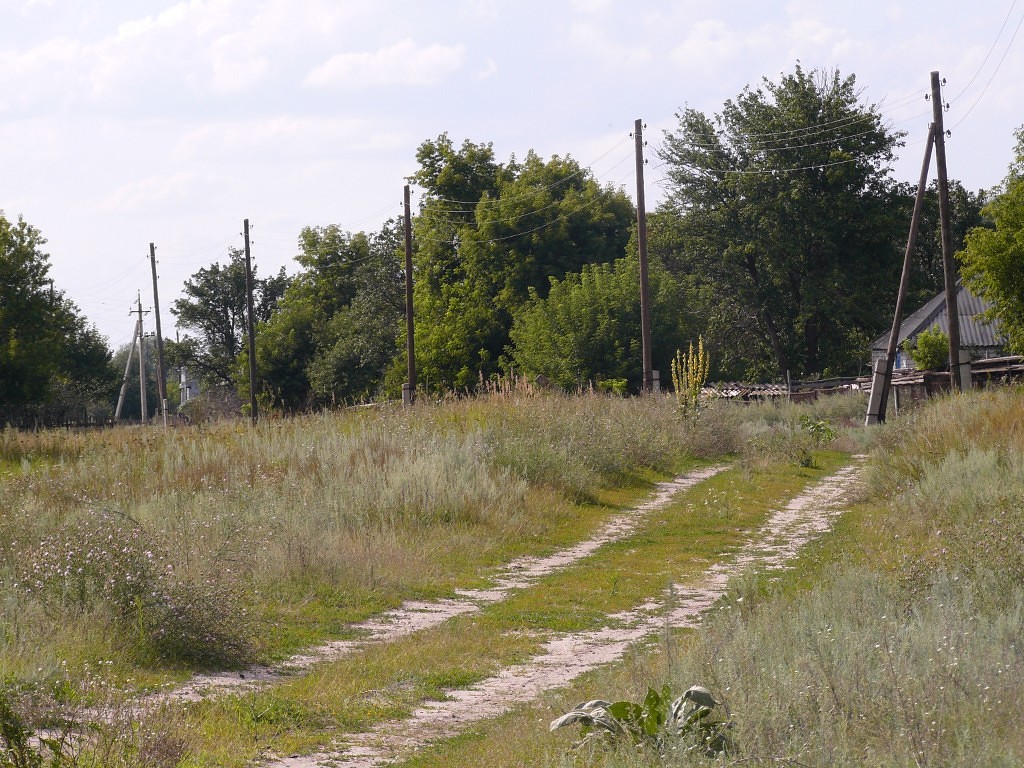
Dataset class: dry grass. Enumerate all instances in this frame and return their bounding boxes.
[0,389,869,766]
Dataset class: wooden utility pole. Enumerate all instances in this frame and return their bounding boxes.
[149,243,168,423]
[865,124,935,425]
[930,70,963,391]
[403,185,416,406]
[634,118,654,393]
[137,293,148,424]
[243,219,259,424]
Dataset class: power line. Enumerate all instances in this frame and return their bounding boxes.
[949,0,1019,103]
[951,8,1024,130]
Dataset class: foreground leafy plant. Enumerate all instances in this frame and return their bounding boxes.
[550,684,732,756]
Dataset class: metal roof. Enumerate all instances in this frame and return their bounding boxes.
[871,282,1005,351]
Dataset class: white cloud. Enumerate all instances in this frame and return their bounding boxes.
[570,0,612,12]
[569,22,651,69]
[303,39,466,89]
[669,19,743,74]
[101,171,206,213]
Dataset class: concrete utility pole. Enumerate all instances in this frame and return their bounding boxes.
[403,185,416,406]
[114,316,141,422]
[243,218,259,425]
[930,70,964,391]
[634,118,654,393]
[149,243,168,424]
[137,293,148,424]
[865,123,935,425]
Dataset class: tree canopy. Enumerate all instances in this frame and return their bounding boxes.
[508,254,691,391]
[960,126,1024,353]
[255,221,404,409]
[657,65,906,380]
[410,134,636,391]
[168,248,289,389]
[0,212,112,424]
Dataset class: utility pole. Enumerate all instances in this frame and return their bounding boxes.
[865,123,935,425]
[930,70,963,391]
[403,184,416,406]
[149,243,168,424]
[137,293,148,424]
[634,118,653,393]
[243,218,259,424]
[114,315,140,422]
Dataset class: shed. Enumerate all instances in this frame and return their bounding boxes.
[870,282,1006,371]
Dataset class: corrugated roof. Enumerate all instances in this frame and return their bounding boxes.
[871,282,1005,350]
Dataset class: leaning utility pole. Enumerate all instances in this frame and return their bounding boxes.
[930,70,963,391]
[114,315,141,422]
[634,118,654,393]
[403,184,416,406]
[149,243,168,423]
[865,123,935,425]
[136,293,148,424]
[243,219,259,425]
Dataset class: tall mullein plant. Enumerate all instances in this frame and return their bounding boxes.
[671,337,709,417]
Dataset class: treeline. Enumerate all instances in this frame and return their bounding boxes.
[5,64,1020,422]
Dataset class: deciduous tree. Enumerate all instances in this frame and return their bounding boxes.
[0,213,113,424]
[508,255,690,391]
[960,126,1024,353]
[658,65,906,380]
[169,248,288,389]
[410,135,635,391]
[255,222,404,409]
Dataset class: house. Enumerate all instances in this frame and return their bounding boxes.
[870,281,1006,371]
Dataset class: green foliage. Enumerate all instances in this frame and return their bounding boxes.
[901,324,949,370]
[671,336,710,416]
[169,247,289,390]
[411,135,636,391]
[550,684,732,756]
[657,64,906,380]
[798,414,837,446]
[255,222,403,409]
[960,125,1024,354]
[0,213,114,425]
[508,255,690,391]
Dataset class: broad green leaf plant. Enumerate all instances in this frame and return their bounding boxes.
[550,684,732,756]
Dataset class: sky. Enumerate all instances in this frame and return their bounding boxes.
[3,0,1023,351]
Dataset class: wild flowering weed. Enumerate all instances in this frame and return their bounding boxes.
[14,509,253,668]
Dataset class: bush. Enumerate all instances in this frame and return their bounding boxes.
[902,325,949,370]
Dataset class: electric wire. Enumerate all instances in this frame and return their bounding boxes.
[950,8,1024,130]
[948,0,1019,103]
[425,137,632,207]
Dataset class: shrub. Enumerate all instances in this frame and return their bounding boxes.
[902,325,949,370]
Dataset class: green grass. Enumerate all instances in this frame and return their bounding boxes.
[173,454,846,766]
[391,389,1024,768]
[0,390,872,767]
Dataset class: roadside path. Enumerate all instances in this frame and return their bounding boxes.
[158,465,727,703]
[265,459,865,768]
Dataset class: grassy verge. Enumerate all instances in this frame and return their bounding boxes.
[0,391,868,767]
[175,454,846,766]
[396,388,1024,768]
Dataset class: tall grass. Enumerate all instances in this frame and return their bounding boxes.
[2,391,794,680]
[0,389,868,765]
[553,387,1024,767]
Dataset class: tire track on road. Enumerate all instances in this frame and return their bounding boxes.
[266,459,865,768]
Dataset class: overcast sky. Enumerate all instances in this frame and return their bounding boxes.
[3,0,1023,350]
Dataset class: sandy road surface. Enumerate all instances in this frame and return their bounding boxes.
[266,460,865,768]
